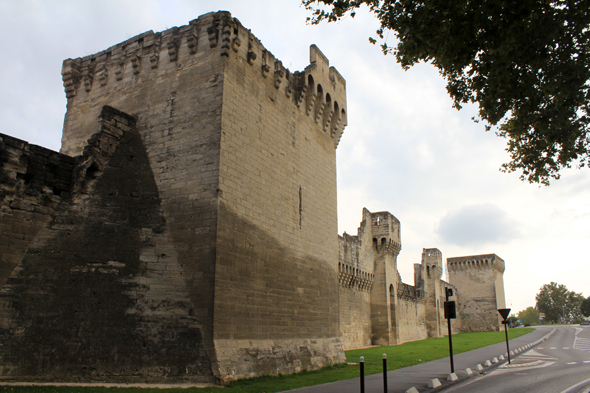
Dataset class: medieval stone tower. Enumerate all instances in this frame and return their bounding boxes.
[0,11,346,384]
[415,248,445,338]
[447,254,506,331]
[369,211,402,345]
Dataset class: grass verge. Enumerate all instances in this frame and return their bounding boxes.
[0,328,534,393]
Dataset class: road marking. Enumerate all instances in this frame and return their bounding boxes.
[559,376,590,393]
[517,350,556,360]
[499,360,555,369]
[573,336,590,351]
[567,362,577,365]
[584,361,590,364]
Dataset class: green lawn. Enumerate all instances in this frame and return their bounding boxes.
[0,328,534,393]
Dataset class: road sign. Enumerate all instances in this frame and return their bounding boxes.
[498,308,511,320]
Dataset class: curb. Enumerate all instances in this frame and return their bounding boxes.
[409,328,556,393]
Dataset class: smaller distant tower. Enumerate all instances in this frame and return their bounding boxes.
[415,248,444,337]
[368,211,401,345]
[447,254,506,331]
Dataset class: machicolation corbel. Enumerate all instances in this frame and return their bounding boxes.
[186,32,198,54]
[220,23,232,57]
[167,42,178,62]
[314,90,326,124]
[261,51,271,78]
[274,60,284,89]
[148,33,161,69]
[187,19,200,55]
[293,73,306,107]
[62,59,81,99]
[305,90,316,116]
[207,23,219,48]
[167,31,180,62]
[247,33,257,65]
[81,63,95,92]
[130,53,141,74]
[231,36,241,53]
[114,57,125,81]
[322,97,334,132]
[96,63,108,87]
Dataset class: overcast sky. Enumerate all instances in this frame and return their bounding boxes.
[2,0,589,316]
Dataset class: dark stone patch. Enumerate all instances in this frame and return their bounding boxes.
[0,117,212,383]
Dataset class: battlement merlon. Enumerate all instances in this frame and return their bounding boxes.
[61,11,347,148]
[446,254,505,274]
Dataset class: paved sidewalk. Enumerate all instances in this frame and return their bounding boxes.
[281,327,554,393]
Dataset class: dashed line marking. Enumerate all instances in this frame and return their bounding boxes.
[567,362,577,365]
[583,361,590,364]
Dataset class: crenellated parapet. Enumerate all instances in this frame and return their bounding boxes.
[338,261,374,292]
[338,232,374,291]
[61,11,347,148]
[447,254,505,274]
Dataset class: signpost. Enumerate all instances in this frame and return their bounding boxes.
[498,308,511,364]
[444,287,456,373]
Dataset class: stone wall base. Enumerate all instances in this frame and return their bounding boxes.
[214,337,345,383]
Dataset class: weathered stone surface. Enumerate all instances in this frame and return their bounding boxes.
[1,11,347,384]
[0,107,211,383]
[337,209,504,349]
[0,9,504,386]
[447,254,506,331]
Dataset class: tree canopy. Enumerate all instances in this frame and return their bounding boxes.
[303,0,590,185]
[517,306,540,326]
[535,282,584,323]
[582,295,590,317]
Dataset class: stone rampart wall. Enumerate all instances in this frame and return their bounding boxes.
[0,107,213,382]
[337,230,374,349]
[393,295,428,343]
[0,135,74,290]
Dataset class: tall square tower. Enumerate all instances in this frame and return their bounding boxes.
[0,11,346,383]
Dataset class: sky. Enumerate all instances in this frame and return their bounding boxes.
[1,0,589,316]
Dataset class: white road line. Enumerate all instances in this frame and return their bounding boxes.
[567,362,577,365]
[559,376,590,393]
[584,361,590,364]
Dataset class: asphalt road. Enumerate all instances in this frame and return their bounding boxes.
[444,325,590,393]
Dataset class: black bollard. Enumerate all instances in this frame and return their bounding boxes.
[360,356,365,393]
[383,353,388,392]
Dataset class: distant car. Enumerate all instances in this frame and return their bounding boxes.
[581,321,590,325]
